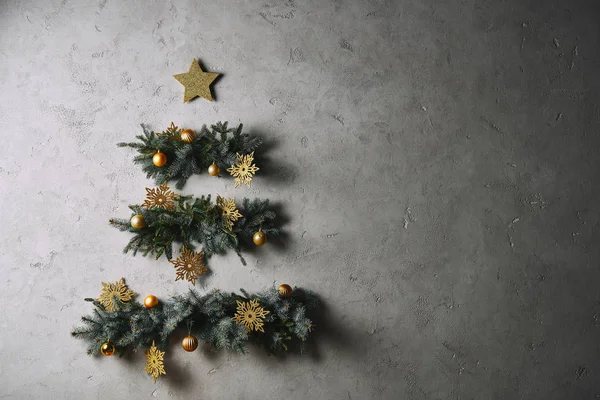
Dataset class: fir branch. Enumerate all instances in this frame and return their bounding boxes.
[118,122,262,189]
[72,285,321,379]
[109,190,279,277]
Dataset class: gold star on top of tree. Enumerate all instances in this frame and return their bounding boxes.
[217,195,243,230]
[170,247,207,285]
[173,59,220,102]
[227,152,259,187]
[144,341,166,383]
[142,183,176,210]
[97,278,136,312]
[232,299,270,332]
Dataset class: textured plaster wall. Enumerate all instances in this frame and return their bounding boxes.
[1,0,600,398]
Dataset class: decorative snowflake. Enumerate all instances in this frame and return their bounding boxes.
[217,195,243,230]
[170,247,207,285]
[96,278,136,312]
[227,152,259,187]
[142,182,176,210]
[157,121,181,140]
[144,341,166,383]
[232,299,270,333]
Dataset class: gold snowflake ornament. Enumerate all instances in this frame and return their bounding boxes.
[97,278,136,312]
[170,247,207,285]
[227,152,259,187]
[232,299,270,333]
[158,121,181,140]
[142,182,176,210]
[217,195,243,230]
[144,341,166,383]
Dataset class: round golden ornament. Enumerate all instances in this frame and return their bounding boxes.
[144,295,159,309]
[153,151,167,167]
[130,214,145,229]
[253,231,267,246]
[100,341,116,356]
[208,163,220,176]
[180,129,196,143]
[278,284,292,297]
[182,335,199,352]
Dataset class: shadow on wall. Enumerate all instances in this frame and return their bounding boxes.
[101,291,370,390]
[195,58,224,103]
[248,290,373,364]
[237,130,297,256]
[249,129,299,185]
[304,292,372,362]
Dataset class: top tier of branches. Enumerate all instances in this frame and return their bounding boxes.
[118,122,262,189]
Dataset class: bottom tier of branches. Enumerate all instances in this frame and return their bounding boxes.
[71,279,321,382]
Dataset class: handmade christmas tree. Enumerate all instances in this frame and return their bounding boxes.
[71,120,322,383]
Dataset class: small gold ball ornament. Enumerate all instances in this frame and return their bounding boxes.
[100,341,116,356]
[130,214,146,229]
[153,151,167,167]
[208,163,220,176]
[278,284,292,297]
[144,295,159,309]
[180,129,196,143]
[253,231,267,246]
[182,335,199,352]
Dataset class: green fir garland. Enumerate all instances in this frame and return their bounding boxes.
[118,121,261,189]
[71,281,320,381]
[109,190,278,265]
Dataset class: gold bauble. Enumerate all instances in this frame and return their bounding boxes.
[182,335,199,352]
[144,295,159,309]
[130,214,146,229]
[253,231,267,246]
[208,163,220,176]
[100,341,116,356]
[278,284,292,297]
[153,151,167,167]
[180,129,196,143]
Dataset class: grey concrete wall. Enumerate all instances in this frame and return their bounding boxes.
[1,0,599,398]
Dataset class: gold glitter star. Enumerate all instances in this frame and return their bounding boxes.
[96,278,136,312]
[173,59,220,102]
[217,195,243,230]
[232,299,270,332]
[227,152,259,187]
[170,247,207,285]
[144,341,166,383]
[142,183,176,210]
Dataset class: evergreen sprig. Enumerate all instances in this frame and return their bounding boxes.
[118,121,262,189]
[109,194,278,264]
[71,286,320,357]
